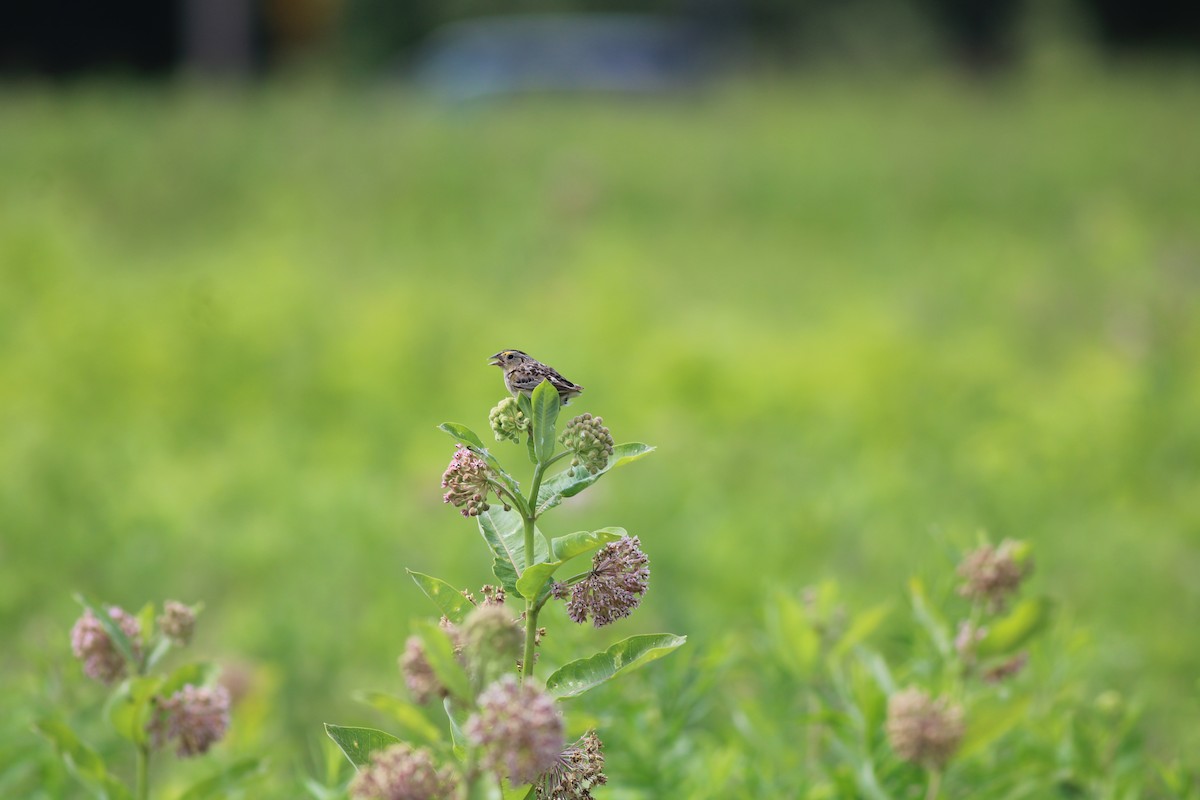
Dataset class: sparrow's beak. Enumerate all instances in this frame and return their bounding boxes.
[487,353,503,367]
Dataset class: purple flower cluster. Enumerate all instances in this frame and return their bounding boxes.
[399,636,445,705]
[466,676,564,785]
[957,539,1031,612]
[441,445,493,517]
[349,743,456,800]
[563,536,649,628]
[885,687,964,769]
[148,684,231,758]
[70,607,142,685]
[158,600,196,646]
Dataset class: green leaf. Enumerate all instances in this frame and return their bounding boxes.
[177,758,266,800]
[413,620,472,702]
[957,696,1032,760]
[33,718,132,800]
[407,571,473,625]
[536,443,655,513]
[551,528,626,562]
[767,590,820,676]
[976,597,1052,657]
[144,637,172,672]
[531,380,561,463]
[437,422,486,450]
[491,556,520,596]
[106,676,161,746]
[443,697,469,760]
[353,692,442,744]
[546,634,687,699]
[832,603,891,660]
[502,781,536,799]
[908,578,951,658]
[135,603,156,641]
[515,560,561,601]
[477,506,549,588]
[324,725,402,769]
[73,594,139,669]
[159,662,217,697]
[513,527,628,608]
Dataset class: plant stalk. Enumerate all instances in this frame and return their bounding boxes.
[135,744,149,800]
[520,459,549,680]
[925,768,942,800]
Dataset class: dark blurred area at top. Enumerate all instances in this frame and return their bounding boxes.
[1,0,1198,83]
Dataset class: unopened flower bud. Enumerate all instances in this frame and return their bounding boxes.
[886,687,964,769]
[559,414,614,476]
[441,445,493,517]
[489,398,529,444]
[70,606,142,685]
[350,743,457,800]
[466,676,564,785]
[564,536,649,628]
[158,601,196,646]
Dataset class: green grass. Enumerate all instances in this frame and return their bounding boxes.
[2,70,1198,796]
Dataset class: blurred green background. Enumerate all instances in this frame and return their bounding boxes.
[3,4,1200,794]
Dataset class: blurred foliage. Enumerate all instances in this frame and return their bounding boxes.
[1,71,1198,796]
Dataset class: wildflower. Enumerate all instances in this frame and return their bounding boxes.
[463,604,522,667]
[466,676,564,785]
[349,743,457,800]
[489,397,529,444]
[536,731,607,800]
[70,606,142,685]
[565,536,649,628]
[399,636,445,704]
[149,684,230,758]
[885,687,965,770]
[559,414,615,476]
[442,444,493,517]
[957,539,1031,613]
[158,601,196,646]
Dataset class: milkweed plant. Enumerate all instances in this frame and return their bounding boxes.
[324,380,686,800]
[36,596,260,800]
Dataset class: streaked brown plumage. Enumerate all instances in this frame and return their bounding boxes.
[487,350,583,405]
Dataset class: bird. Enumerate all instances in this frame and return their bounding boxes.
[488,350,584,405]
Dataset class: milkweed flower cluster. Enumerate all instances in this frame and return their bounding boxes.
[158,601,196,646]
[559,414,614,476]
[399,636,444,705]
[349,743,457,800]
[466,676,564,785]
[885,687,965,770]
[536,731,607,800]
[70,607,142,685]
[559,536,650,628]
[441,444,493,517]
[148,684,231,758]
[489,398,529,444]
[957,539,1031,612]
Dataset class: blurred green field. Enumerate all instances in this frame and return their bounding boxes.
[2,70,1199,795]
